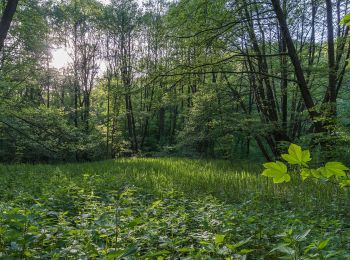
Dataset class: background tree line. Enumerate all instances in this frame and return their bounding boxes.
[0,0,349,163]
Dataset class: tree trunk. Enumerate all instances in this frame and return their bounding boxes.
[271,0,322,130]
[0,0,19,52]
[323,0,337,117]
[106,75,111,158]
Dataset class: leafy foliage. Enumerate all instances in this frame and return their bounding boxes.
[263,143,350,188]
[262,161,290,183]
[281,144,311,166]
[340,13,350,26]
[0,159,349,258]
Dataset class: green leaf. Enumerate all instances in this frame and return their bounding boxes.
[214,234,226,244]
[274,173,291,184]
[226,237,252,251]
[302,150,311,164]
[319,162,349,178]
[128,217,141,228]
[281,144,311,166]
[311,169,322,178]
[270,244,295,255]
[325,162,349,177]
[340,13,350,25]
[262,161,290,183]
[107,250,124,259]
[239,249,254,254]
[177,248,194,253]
[300,168,311,181]
[340,180,350,188]
[151,200,162,208]
[262,161,287,177]
[346,58,350,68]
[124,208,132,216]
[318,239,330,250]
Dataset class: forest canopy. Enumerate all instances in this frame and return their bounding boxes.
[0,0,350,163]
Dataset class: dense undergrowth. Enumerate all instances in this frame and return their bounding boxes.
[0,158,349,259]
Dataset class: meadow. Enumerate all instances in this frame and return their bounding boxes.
[0,158,349,259]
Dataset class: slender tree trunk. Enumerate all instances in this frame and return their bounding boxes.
[73,21,79,128]
[280,0,288,133]
[271,0,321,130]
[106,75,111,158]
[323,0,337,117]
[158,107,165,142]
[0,0,19,52]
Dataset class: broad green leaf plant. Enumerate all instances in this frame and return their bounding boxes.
[262,144,350,188]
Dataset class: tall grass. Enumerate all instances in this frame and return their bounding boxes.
[1,158,348,212]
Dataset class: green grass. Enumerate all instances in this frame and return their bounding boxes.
[0,158,349,258]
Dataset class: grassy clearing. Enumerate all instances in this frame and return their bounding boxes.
[0,158,349,258]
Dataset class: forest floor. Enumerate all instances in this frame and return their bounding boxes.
[0,158,349,259]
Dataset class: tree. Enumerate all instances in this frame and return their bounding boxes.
[0,0,19,52]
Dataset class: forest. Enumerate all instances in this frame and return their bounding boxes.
[0,0,350,258]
